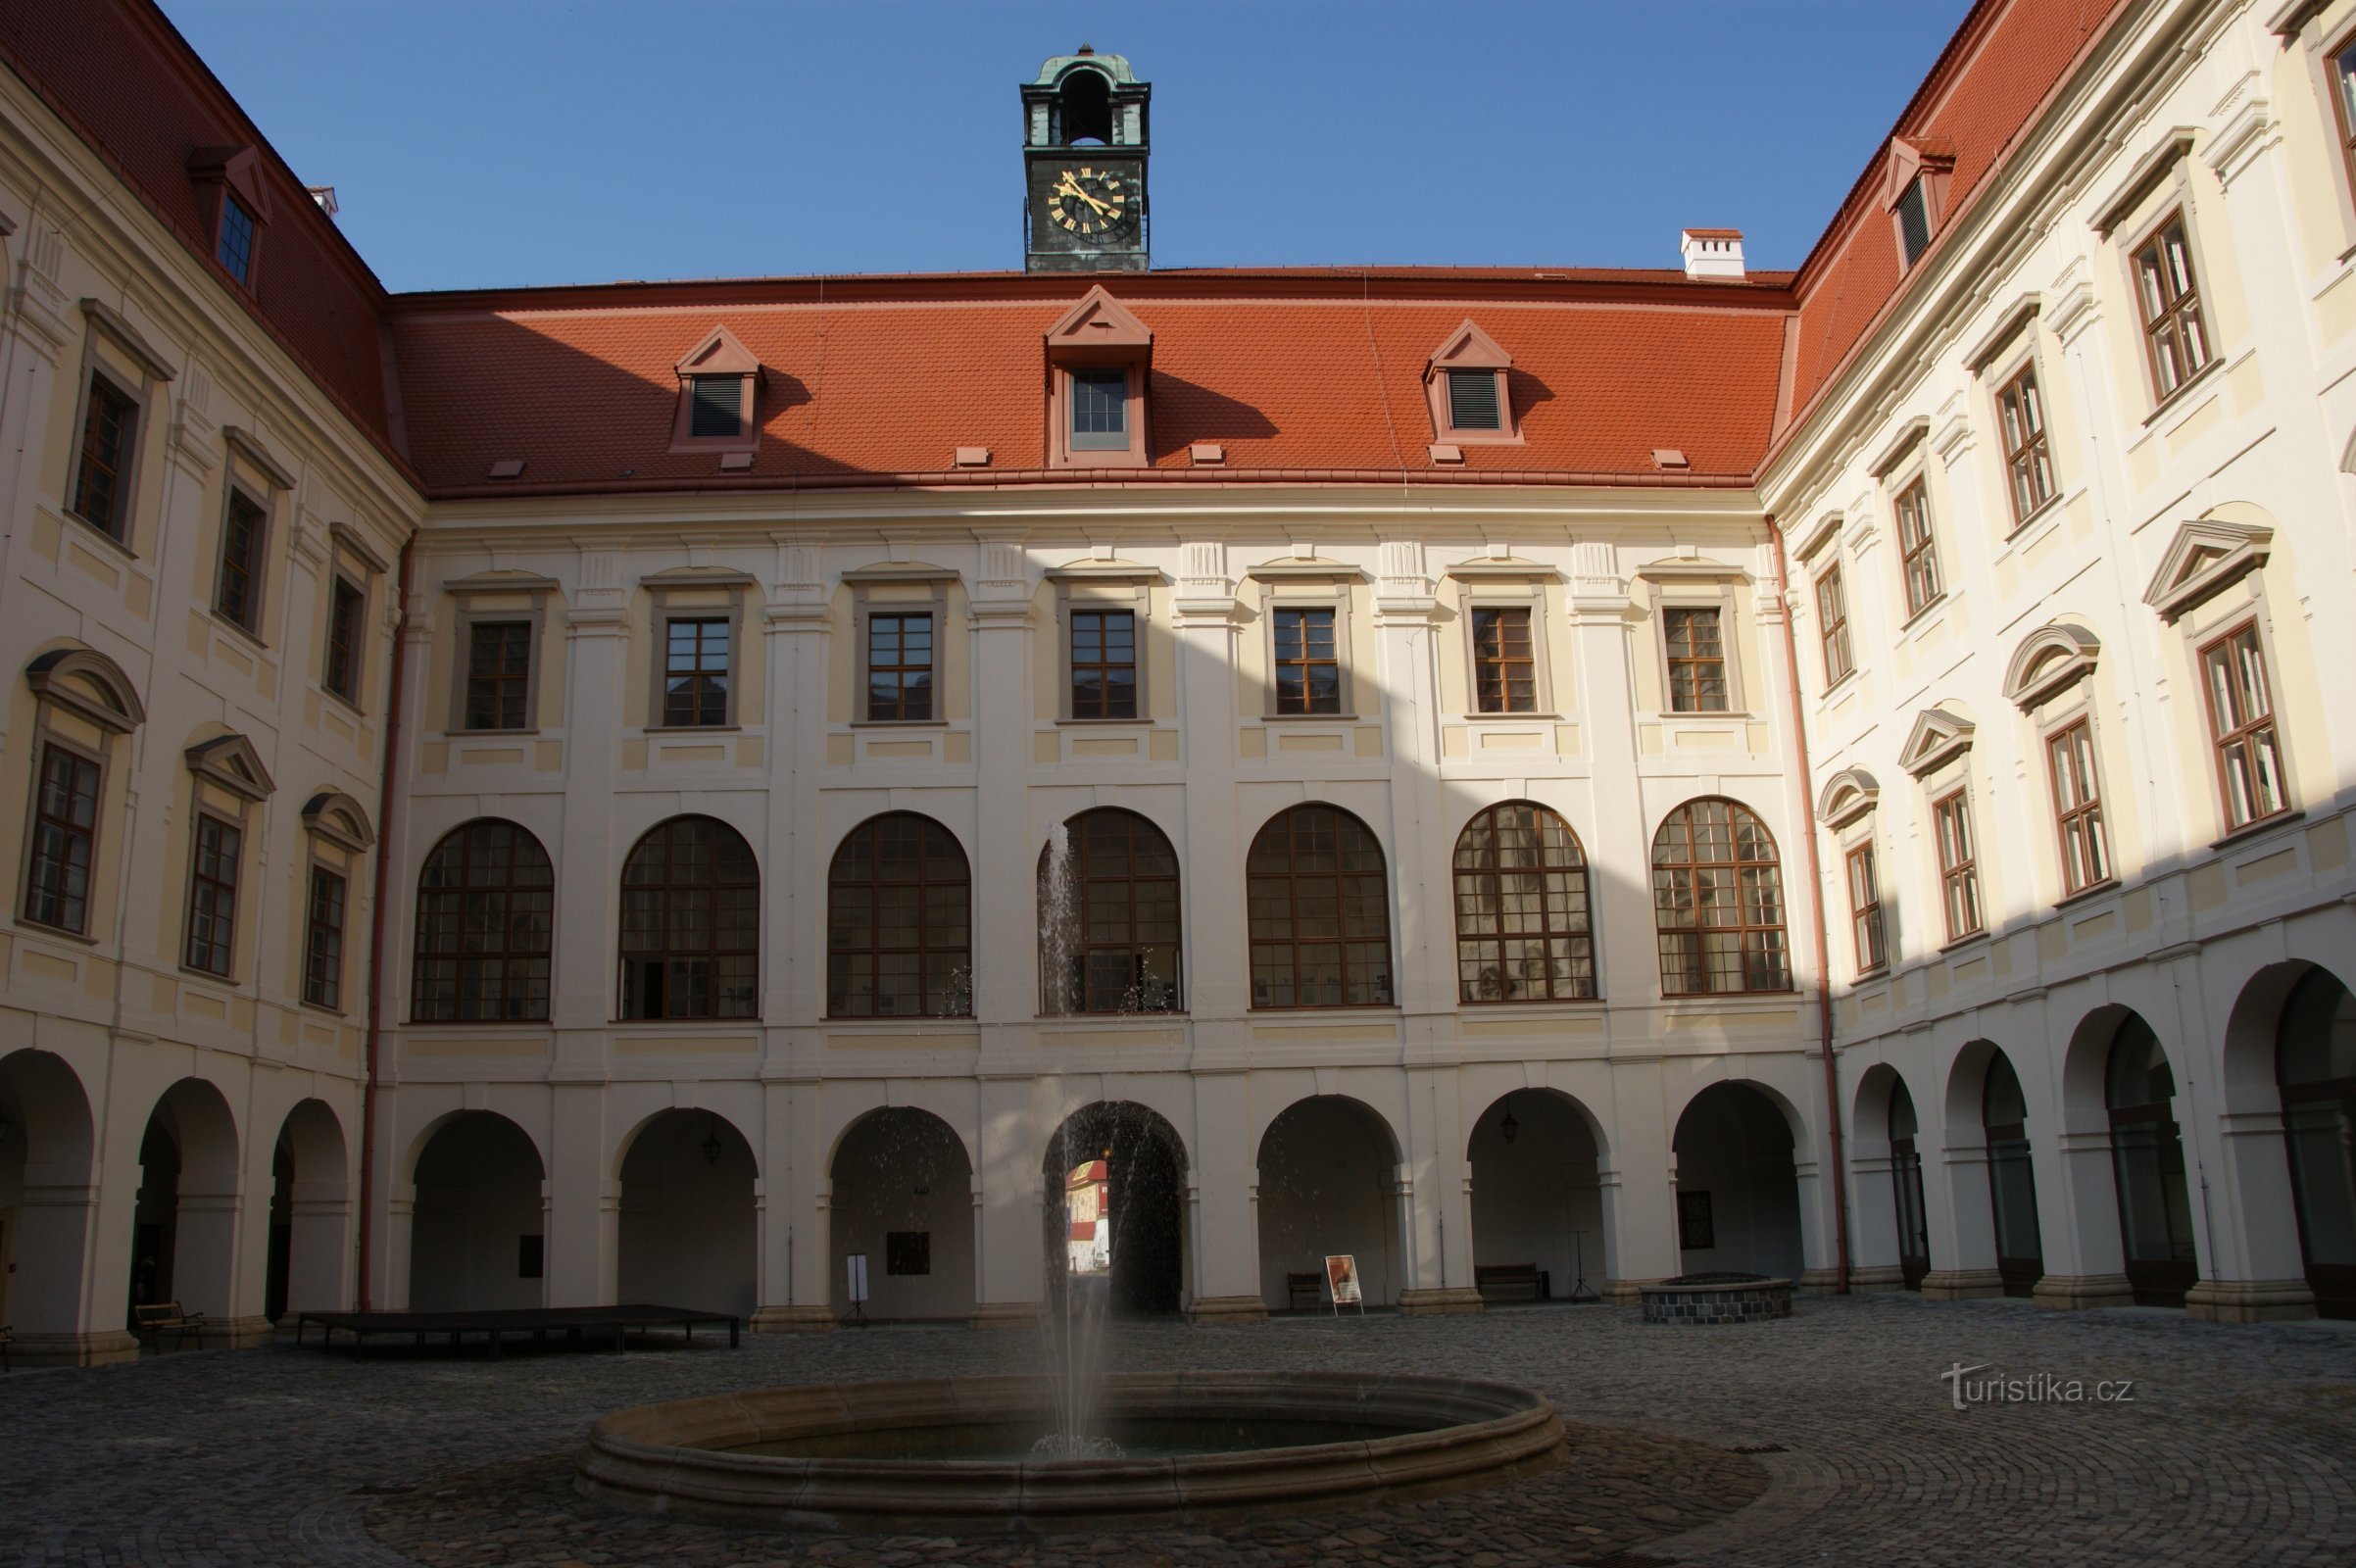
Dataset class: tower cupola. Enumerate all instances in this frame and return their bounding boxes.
[1023,46,1151,273]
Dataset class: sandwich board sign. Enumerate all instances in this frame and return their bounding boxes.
[1324,1254,1365,1316]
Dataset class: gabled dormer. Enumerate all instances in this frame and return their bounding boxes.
[186,145,270,289]
[1046,285,1151,469]
[1423,320,1521,450]
[1884,135,1956,271]
[670,325,764,457]
[2141,519,2272,623]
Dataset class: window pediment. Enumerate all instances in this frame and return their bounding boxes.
[672,326,763,451]
[25,646,145,732]
[185,732,275,801]
[2003,622,2101,710]
[186,145,271,222]
[1423,320,1519,444]
[77,299,177,383]
[1046,288,1151,469]
[1636,555,1750,583]
[302,790,375,852]
[1245,555,1362,583]
[1045,285,1153,362]
[222,424,295,491]
[2142,519,2271,622]
[1898,707,1976,778]
[1816,767,1880,829]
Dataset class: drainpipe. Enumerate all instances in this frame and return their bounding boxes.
[1767,514,1849,1294]
[355,531,415,1311]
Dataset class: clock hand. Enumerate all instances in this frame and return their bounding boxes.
[1055,174,1116,217]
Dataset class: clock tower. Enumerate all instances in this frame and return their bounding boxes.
[1023,47,1150,273]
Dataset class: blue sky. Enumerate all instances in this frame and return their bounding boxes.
[157,1,1973,293]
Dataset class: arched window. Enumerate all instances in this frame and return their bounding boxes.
[2105,1013,2196,1307]
[828,813,971,1018]
[1247,805,1393,1008]
[1451,802,1594,1002]
[1651,798,1790,996]
[1039,808,1180,1014]
[2277,968,2356,1319]
[620,816,758,1020]
[412,819,554,1021]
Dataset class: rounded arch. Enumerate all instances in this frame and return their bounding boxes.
[1245,803,1394,1009]
[275,1098,347,1181]
[1463,1085,1609,1162]
[1464,1087,1609,1305]
[2059,1003,2146,1127]
[1852,1061,1910,1144]
[1044,1100,1188,1314]
[617,1107,757,1317]
[1671,1080,1803,1278]
[270,1099,350,1319]
[1649,797,1792,997]
[830,1103,976,1321]
[827,810,972,1019]
[0,1049,99,1345]
[1942,1038,2012,1137]
[1450,800,1595,1004]
[128,1078,242,1324]
[401,1105,549,1190]
[413,818,554,1023]
[25,643,146,731]
[300,791,374,852]
[1255,1094,1403,1308]
[2091,1007,2199,1307]
[407,1109,547,1311]
[1815,767,1880,829]
[0,1046,95,1171]
[2002,620,2101,710]
[2272,964,2356,1318]
[1040,807,1182,1015]
[619,814,760,1020]
[613,1103,758,1181]
[2222,960,2340,1113]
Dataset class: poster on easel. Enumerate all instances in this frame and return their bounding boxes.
[1324,1253,1364,1314]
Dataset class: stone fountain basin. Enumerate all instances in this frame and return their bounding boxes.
[576,1371,1564,1529]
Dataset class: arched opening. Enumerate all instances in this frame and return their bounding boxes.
[412,818,554,1022]
[831,1107,976,1322]
[1246,805,1393,1008]
[620,815,759,1019]
[827,812,972,1018]
[408,1112,544,1311]
[1466,1090,1605,1302]
[0,1049,97,1352]
[2278,967,2356,1319]
[1671,1082,1802,1277]
[618,1111,756,1317]
[2106,1013,2197,1307]
[1042,1102,1185,1315]
[1451,802,1595,1003]
[1650,799,1792,996]
[1256,1096,1399,1308]
[1057,67,1112,144]
[127,1079,241,1330]
[1039,808,1181,1015]
[1889,1079,1930,1291]
[266,1100,348,1321]
[1982,1052,2044,1298]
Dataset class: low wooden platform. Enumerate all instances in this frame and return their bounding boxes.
[294,1304,740,1357]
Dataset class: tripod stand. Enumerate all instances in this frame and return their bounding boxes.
[1563,1228,1600,1303]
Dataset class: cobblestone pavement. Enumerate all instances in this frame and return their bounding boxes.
[3,1295,2354,1567]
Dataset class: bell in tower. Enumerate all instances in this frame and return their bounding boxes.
[1023,46,1150,273]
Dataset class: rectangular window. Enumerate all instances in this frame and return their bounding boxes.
[688,374,745,439]
[1447,368,1502,430]
[1816,567,1852,686]
[662,616,731,727]
[1934,789,1982,942]
[1894,480,1941,615]
[2046,719,2111,896]
[1663,606,1729,712]
[216,194,256,283]
[184,813,242,976]
[865,612,934,721]
[886,1231,931,1276]
[71,373,137,539]
[1069,369,1129,450]
[2132,214,2212,401]
[1896,178,1931,266]
[1846,843,1887,974]
[24,744,100,934]
[1272,607,1342,714]
[1069,609,1137,719]
[304,865,347,1010]
[465,621,532,730]
[2200,622,2287,831]
[1995,367,2056,524]
[2333,32,2356,196]
[1470,606,1536,712]
[323,577,365,702]
[216,488,266,631]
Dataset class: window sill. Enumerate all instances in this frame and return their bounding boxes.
[1259,712,1360,723]
[2140,356,2224,427]
[1897,592,1950,636]
[1854,964,1890,983]
[1249,1003,1403,1014]
[611,1016,763,1028]
[1656,710,1753,722]
[298,999,348,1020]
[450,726,542,739]
[2054,878,2121,911]
[321,685,366,719]
[65,509,137,558]
[1465,710,1561,722]
[14,915,97,947]
[208,610,270,653]
[649,723,742,735]
[830,1013,979,1024]
[1938,929,1990,956]
[1659,986,1796,1002]
[1457,996,1603,1010]
[402,1017,552,1030]
[1055,716,1154,726]
[1037,1011,1189,1023]
[2209,808,2304,853]
[178,963,239,987]
[849,718,948,729]
[2002,497,2063,543]
[1817,670,1858,705]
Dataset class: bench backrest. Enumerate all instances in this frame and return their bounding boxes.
[132,1302,186,1326]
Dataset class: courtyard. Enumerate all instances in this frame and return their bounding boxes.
[4,1296,2353,1567]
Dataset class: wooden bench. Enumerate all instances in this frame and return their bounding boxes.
[131,1301,210,1350]
[1286,1272,1323,1311]
[1475,1263,1550,1302]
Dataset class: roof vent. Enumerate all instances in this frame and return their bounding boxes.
[1189,443,1225,466]
[1679,228,1745,281]
[487,459,524,480]
[1651,448,1691,471]
[954,446,992,467]
[718,452,754,472]
[1428,443,1465,466]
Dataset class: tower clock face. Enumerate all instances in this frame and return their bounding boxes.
[1049,166,1134,237]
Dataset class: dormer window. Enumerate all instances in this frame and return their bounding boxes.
[1882,136,1955,273]
[670,325,762,454]
[1895,178,1932,267]
[218,194,257,283]
[1045,285,1152,468]
[1423,321,1520,446]
[187,146,270,292]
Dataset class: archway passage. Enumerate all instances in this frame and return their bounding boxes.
[128,1079,241,1331]
[0,1049,98,1356]
[266,1100,348,1321]
[409,1112,544,1311]
[619,1111,756,1317]
[1042,1102,1184,1315]
[1982,1052,2044,1298]
[829,1107,975,1322]
[1672,1083,1802,1278]
[2106,1014,2197,1308]
[1257,1096,1399,1309]
[1889,1080,1930,1291]
[2279,968,2356,1319]
[1467,1091,1604,1302]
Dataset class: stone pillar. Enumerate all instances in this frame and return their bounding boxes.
[383,1190,417,1309]
[544,1083,611,1306]
[751,1079,830,1332]
[1183,1070,1264,1322]
[2184,1110,2317,1323]
[1920,1137,2004,1299]
[970,1078,1046,1328]
[1397,1068,1481,1314]
[285,1180,351,1314]
[175,1174,268,1346]
[6,1170,134,1366]
[2031,1122,2135,1309]
[1846,1140,1904,1292]
[1604,1060,1682,1297]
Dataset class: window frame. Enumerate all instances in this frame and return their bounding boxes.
[827,811,973,1019]
[660,614,736,729]
[16,648,145,942]
[463,618,536,733]
[68,367,142,547]
[1420,320,1523,445]
[1891,476,1944,619]
[2127,208,2215,409]
[617,815,761,1022]
[1992,361,2058,529]
[643,572,752,732]
[2328,22,2356,222]
[216,191,258,285]
[410,818,555,1024]
[20,734,106,939]
[302,860,348,1012]
[2044,715,2114,898]
[212,481,270,636]
[1270,601,1346,717]
[2196,618,2291,834]
[1661,603,1733,714]
[1246,803,1395,1010]
[1049,362,1150,468]
[849,571,956,727]
[1450,800,1596,1004]
[1468,602,1541,715]
[1050,569,1155,723]
[1933,787,1983,944]
[321,571,367,706]
[1845,840,1888,977]
[182,808,245,980]
[64,304,173,551]
[1815,564,1853,688]
[1650,796,1792,998]
[444,574,557,736]
[667,326,762,455]
[1039,807,1184,1015]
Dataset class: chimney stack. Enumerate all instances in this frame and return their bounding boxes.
[1680,228,1745,281]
